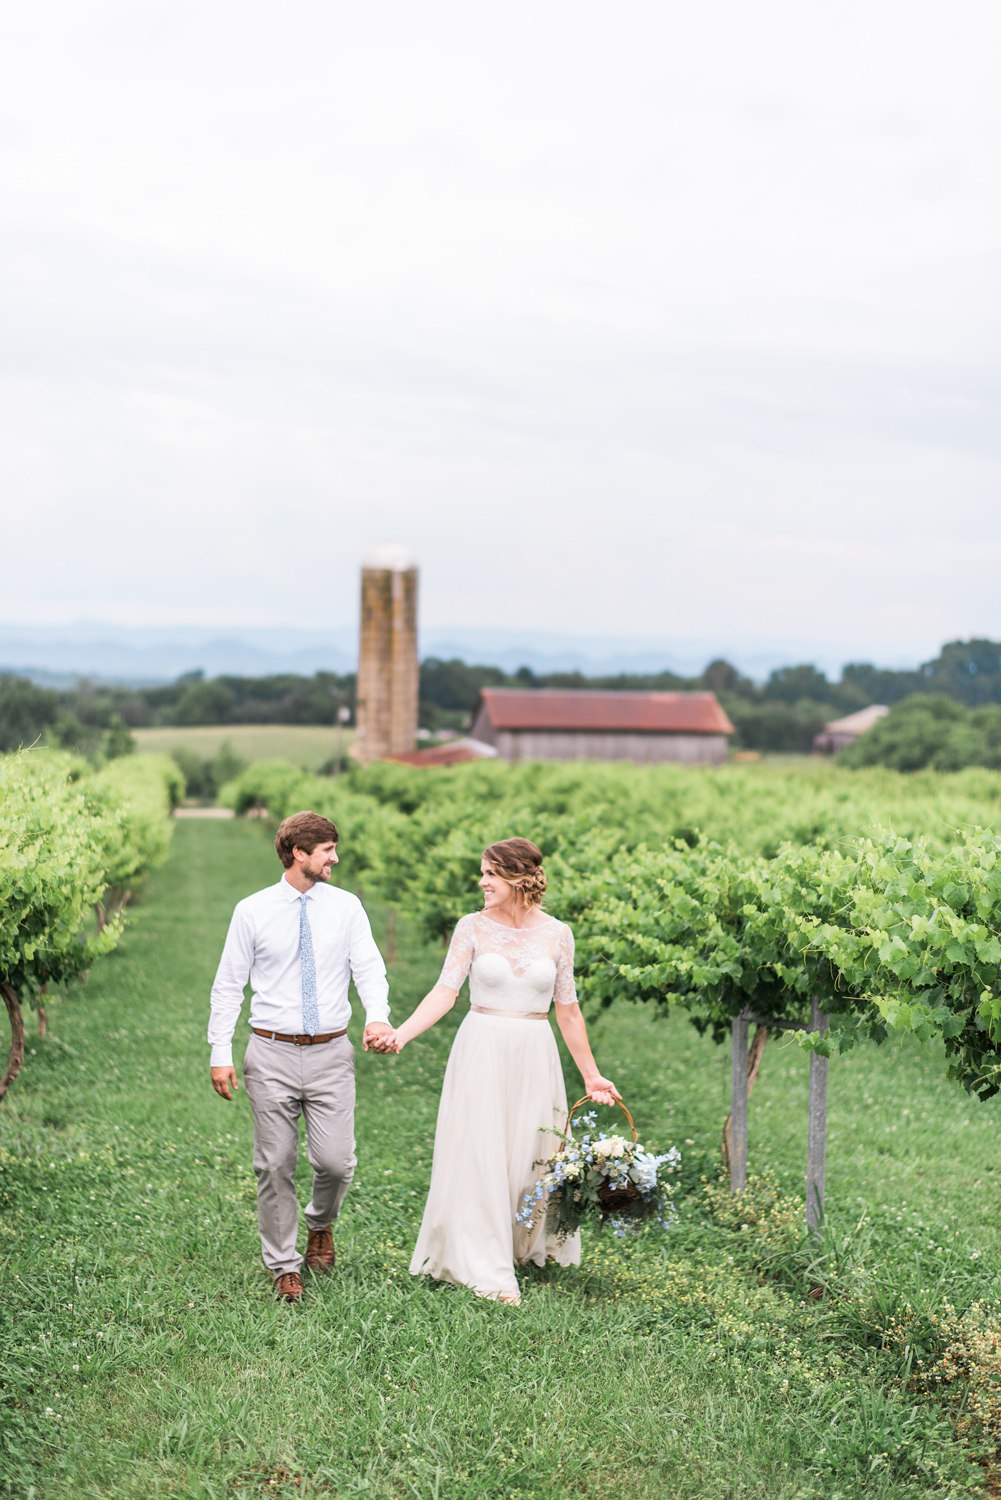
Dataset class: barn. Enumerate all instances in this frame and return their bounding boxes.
[387,738,498,769]
[812,704,889,754]
[469,688,734,765]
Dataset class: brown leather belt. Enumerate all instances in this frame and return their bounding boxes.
[251,1027,347,1045]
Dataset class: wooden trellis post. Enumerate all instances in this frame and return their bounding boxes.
[730,1011,749,1192]
[729,1000,829,1230]
[806,997,829,1233]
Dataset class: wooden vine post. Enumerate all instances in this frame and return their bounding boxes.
[729,998,829,1232]
[1,982,26,1103]
[729,1012,749,1192]
[805,997,829,1233]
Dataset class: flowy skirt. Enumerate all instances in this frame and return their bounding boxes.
[409,1011,581,1299]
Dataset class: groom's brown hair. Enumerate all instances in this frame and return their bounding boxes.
[275,811,339,868]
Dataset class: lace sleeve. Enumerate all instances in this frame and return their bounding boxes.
[439,915,475,991]
[553,922,578,1006]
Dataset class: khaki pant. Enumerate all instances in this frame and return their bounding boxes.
[242,1031,356,1276]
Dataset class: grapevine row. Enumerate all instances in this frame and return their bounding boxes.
[0,750,183,1100]
[222,755,1001,1102]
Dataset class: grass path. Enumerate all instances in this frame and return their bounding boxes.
[2,819,999,1498]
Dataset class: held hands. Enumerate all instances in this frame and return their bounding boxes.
[586,1075,621,1107]
[363,1022,401,1054]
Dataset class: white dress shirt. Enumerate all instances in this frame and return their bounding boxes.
[208,875,390,1067]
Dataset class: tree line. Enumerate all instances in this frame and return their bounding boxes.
[1,637,999,758]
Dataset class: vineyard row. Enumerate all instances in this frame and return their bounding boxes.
[223,757,1001,1101]
[0,750,183,1099]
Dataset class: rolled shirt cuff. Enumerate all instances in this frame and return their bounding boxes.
[210,1044,235,1068]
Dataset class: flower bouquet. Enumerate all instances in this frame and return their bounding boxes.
[517,1097,681,1241]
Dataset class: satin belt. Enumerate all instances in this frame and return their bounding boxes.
[471,1004,549,1021]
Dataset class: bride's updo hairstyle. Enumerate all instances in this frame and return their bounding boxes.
[482,837,548,908]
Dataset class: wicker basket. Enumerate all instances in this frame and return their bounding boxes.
[563,1095,639,1212]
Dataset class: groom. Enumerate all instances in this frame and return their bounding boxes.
[208,810,392,1302]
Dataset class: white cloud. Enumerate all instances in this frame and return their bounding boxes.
[1,0,999,664]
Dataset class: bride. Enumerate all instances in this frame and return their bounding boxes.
[372,837,619,1305]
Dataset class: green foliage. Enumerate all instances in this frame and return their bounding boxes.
[112,669,357,728]
[843,696,1001,772]
[218,755,1001,1102]
[213,740,248,788]
[841,661,919,703]
[922,638,1001,707]
[167,741,248,803]
[720,696,830,753]
[222,759,321,818]
[167,746,215,800]
[0,675,63,750]
[807,828,1001,1097]
[172,678,237,725]
[575,839,858,1037]
[575,819,1001,1094]
[102,713,136,760]
[89,754,185,891]
[4,636,1001,768]
[908,1301,1001,1445]
[0,749,179,1076]
[764,663,839,705]
[0,751,123,1007]
[1,818,998,1499]
[419,656,507,713]
[841,638,1001,711]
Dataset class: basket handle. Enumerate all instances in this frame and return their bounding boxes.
[564,1095,637,1143]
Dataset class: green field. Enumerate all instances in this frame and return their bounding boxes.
[133,724,355,771]
[2,818,1000,1498]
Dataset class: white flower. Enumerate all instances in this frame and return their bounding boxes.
[630,1158,659,1192]
[593,1135,628,1159]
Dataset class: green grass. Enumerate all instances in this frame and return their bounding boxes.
[132,725,355,770]
[2,820,999,1498]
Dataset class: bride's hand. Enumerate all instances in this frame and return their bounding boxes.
[586,1075,621,1105]
[367,1027,401,1054]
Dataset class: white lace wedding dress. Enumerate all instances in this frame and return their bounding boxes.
[409,911,582,1300]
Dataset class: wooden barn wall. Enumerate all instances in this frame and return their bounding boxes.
[488,730,728,764]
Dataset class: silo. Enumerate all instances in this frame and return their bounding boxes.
[355,545,419,763]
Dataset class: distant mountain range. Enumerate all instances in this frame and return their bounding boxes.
[0,622,912,688]
[0,625,358,686]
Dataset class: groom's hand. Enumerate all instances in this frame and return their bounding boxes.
[211,1065,239,1100]
[363,1021,393,1052]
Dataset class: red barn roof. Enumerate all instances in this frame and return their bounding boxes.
[387,738,498,769]
[477,689,734,736]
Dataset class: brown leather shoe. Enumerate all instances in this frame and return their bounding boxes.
[274,1271,304,1303]
[305,1225,335,1274]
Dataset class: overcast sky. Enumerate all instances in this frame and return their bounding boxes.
[2,1,999,670]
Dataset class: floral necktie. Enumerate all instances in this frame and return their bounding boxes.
[299,894,319,1036]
